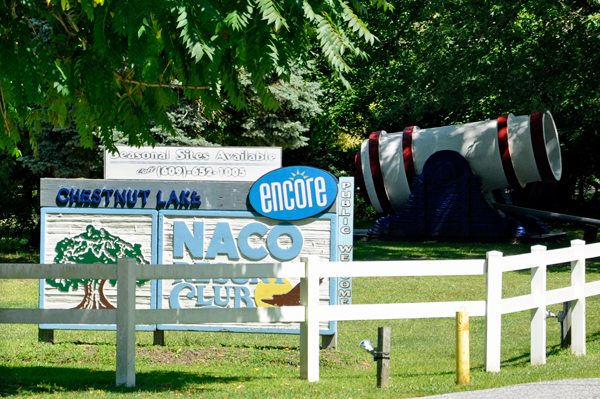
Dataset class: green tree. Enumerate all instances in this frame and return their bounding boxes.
[10,66,323,247]
[212,65,323,149]
[315,0,600,215]
[47,225,148,309]
[19,119,103,178]
[0,155,39,251]
[19,64,322,178]
[0,0,391,156]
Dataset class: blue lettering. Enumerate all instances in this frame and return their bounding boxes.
[102,189,114,205]
[195,285,213,306]
[238,222,269,260]
[168,190,179,205]
[180,190,191,205]
[127,189,138,204]
[91,189,102,204]
[250,278,271,284]
[266,223,304,261]
[249,277,284,284]
[171,221,304,263]
[213,285,231,306]
[139,190,151,205]
[173,221,204,258]
[57,188,69,203]
[234,286,255,308]
[205,222,240,260]
[70,189,81,203]
[191,191,201,205]
[157,190,166,205]
[115,189,127,204]
[82,189,91,203]
[168,282,196,309]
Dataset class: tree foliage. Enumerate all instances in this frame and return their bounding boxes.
[19,64,322,181]
[0,154,39,250]
[0,0,391,156]
[8,65,322,248]
[314,0,600,215]
[19,119,103,178]
[220,65,323,149]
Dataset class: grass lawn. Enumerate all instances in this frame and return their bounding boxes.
[1,227,600,398]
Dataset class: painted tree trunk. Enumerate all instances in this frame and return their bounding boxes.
[73,280,115,309]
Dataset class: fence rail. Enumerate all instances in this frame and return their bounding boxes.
[2,240,600,386]
[484,240,600,371]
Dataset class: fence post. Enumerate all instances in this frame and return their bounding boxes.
[485,251,503,372]
[300,256,320,382]
[376,326,391,388]
[530,245,547,365]
[456,309,469,385]
[570,240,586,356]
[561,301,572,348]
[116,257,137,387]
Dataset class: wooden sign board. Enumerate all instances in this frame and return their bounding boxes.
[40,178,252,210]
[158,211,336,333]
[39,174,354,336]
[104,146,281,182]
[39,208,157,331]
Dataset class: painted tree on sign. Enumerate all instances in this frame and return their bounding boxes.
[47,225,148,309]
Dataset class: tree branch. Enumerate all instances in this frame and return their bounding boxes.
[160,60,172,84]
[0,83,13,137]
[114,72,211,90]
[50,10,76,37]
[63,10,87,50]
[25,16,67,60]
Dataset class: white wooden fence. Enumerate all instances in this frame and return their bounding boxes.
[1,239,600,387]
[484,240,600,371]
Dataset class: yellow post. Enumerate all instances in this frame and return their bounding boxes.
[456,307,470,385]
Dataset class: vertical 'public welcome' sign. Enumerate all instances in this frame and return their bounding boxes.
[39,146,354,336]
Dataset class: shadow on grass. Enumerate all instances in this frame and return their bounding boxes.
[587,330,600,343]
[499,343,572,368]
[393,370,456,378]
[0,365,265,396]
[234,344,299,351]
[499,338,598,369]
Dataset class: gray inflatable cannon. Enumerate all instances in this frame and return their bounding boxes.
[355,111,562,216]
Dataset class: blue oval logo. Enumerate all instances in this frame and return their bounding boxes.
[249,166,339,221]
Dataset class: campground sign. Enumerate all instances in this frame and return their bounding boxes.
[39,146,354,337]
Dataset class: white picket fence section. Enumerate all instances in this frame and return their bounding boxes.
[1,239,600,387]
[484,240,600,371]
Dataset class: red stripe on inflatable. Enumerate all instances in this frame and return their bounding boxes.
[530,112,556,182]
[402,127,417,187]
[368,131,394,214]
[354,151,369,203]
[497,114,521,189]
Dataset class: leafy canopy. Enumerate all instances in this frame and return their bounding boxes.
[311,0,600,212]
[0,0,391,156]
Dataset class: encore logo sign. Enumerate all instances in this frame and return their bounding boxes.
[248,166,338,221]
